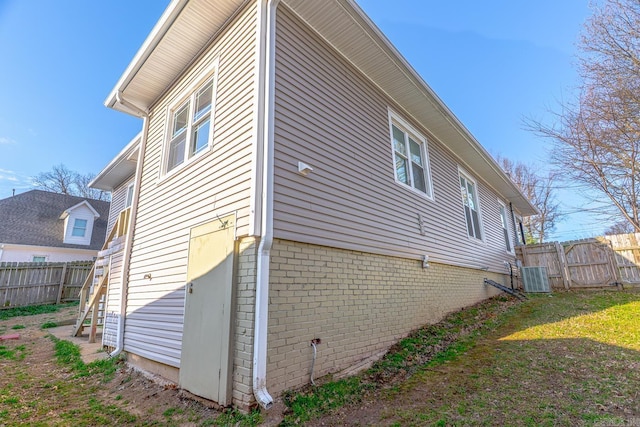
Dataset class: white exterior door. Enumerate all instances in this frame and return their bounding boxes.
[179,215,235,405]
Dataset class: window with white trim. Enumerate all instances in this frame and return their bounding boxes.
[514,214,526,245]
[165,74,216,173]
[32,256,47,263]
[389,113,433,197]
[499,203,512,252]
[72,218,88,237]
[125,183,134,208]
[459,172,482,239]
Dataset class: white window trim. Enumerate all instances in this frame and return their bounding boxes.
[160,58,219,180]
[513,213,526,246]
[498,199,514,254]
[388,109,434,200]
[32,255,48,263]
[72,218,88,237]
[125,182,135,208]
[458,167,484,242]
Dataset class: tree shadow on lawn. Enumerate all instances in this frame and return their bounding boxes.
[306,291,640,426]
[383,336,640,427]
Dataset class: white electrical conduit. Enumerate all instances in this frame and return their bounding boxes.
[252,0,280,410]
[310,341,318,386]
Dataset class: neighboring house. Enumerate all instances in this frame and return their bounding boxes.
[92,0,537,410]
[0,190,110,263]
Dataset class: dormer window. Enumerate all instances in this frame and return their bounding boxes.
[72,219,88,237]
[60,201,100,246]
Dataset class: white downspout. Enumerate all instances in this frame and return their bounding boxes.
[253,0,280,410]
[109,99,149,358]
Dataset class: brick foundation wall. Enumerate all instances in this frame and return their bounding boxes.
[232,237,258,409]
[265,239,506,395]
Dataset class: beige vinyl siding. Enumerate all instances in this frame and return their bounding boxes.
[103,245,125,348]
[123,3,258,368]
[106,175,134,236]
[272,7,516,272]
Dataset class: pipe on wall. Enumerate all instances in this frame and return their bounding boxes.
[252,0,281,410]
[109,100,149,359]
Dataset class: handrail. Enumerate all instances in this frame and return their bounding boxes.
[73,207,131,337]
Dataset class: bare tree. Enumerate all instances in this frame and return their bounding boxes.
[604,220,636,235]
[33,164,108,201]
[496,156,561,243]
[526,0,640,232]
[74,172,108,201]
[33,164,76,195]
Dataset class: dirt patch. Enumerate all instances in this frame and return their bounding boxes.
[0,304,222,425]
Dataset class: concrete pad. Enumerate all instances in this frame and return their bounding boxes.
[47,324,108,364]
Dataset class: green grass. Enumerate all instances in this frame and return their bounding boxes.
[10,324,25,330]
[209,408,263,426]
[281,291,640,426]
[51,337,120,382]
[0,344,26,360]
[59,397,137,426]
[0,302,77,320]
[281,377,371,426]
[387,291,640,426]
[41,321,57,329]
[280,295,519,425]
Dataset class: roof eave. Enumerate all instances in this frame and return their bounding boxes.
[104,0,190,111]
[329,0,539,216]
[105,0,537,215]
[90,133,141,191]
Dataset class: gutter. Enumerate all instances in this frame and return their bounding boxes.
[105,0,189,110]
[109,97,149,358]
[252,0,280,410]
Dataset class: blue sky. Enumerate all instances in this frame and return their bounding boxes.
[0,1,596,240]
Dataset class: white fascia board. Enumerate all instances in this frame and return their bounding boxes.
[90,132,142,191]
[60,201,101,219]
[104,0,189,110]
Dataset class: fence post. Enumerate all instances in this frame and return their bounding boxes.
[555,242,571,290]
[605,240,623,285]
[56,262,68,304]
[519,245,528,266]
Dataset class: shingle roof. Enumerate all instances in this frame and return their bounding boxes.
[0,190,110,250]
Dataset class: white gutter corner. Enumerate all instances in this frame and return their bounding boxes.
[252,0,280,410]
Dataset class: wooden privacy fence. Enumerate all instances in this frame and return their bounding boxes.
[0,261,93,308]
[604,233,640,284]
[517,232,640,289]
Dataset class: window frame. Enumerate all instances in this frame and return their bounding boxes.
[388,110,434,200]
[125,182,134,209]
[513,213,526,246]
[32,255,47,263]
[498,200,514,253]
[458,169,483,241]
[71,218,88,238]
[161,59,219,177]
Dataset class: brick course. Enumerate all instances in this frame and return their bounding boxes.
[265,239,506,395]
[231,237,508,408]
[232,237,258,408]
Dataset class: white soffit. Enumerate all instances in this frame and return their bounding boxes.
[90,133,141,191]
[105,0,247,112]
